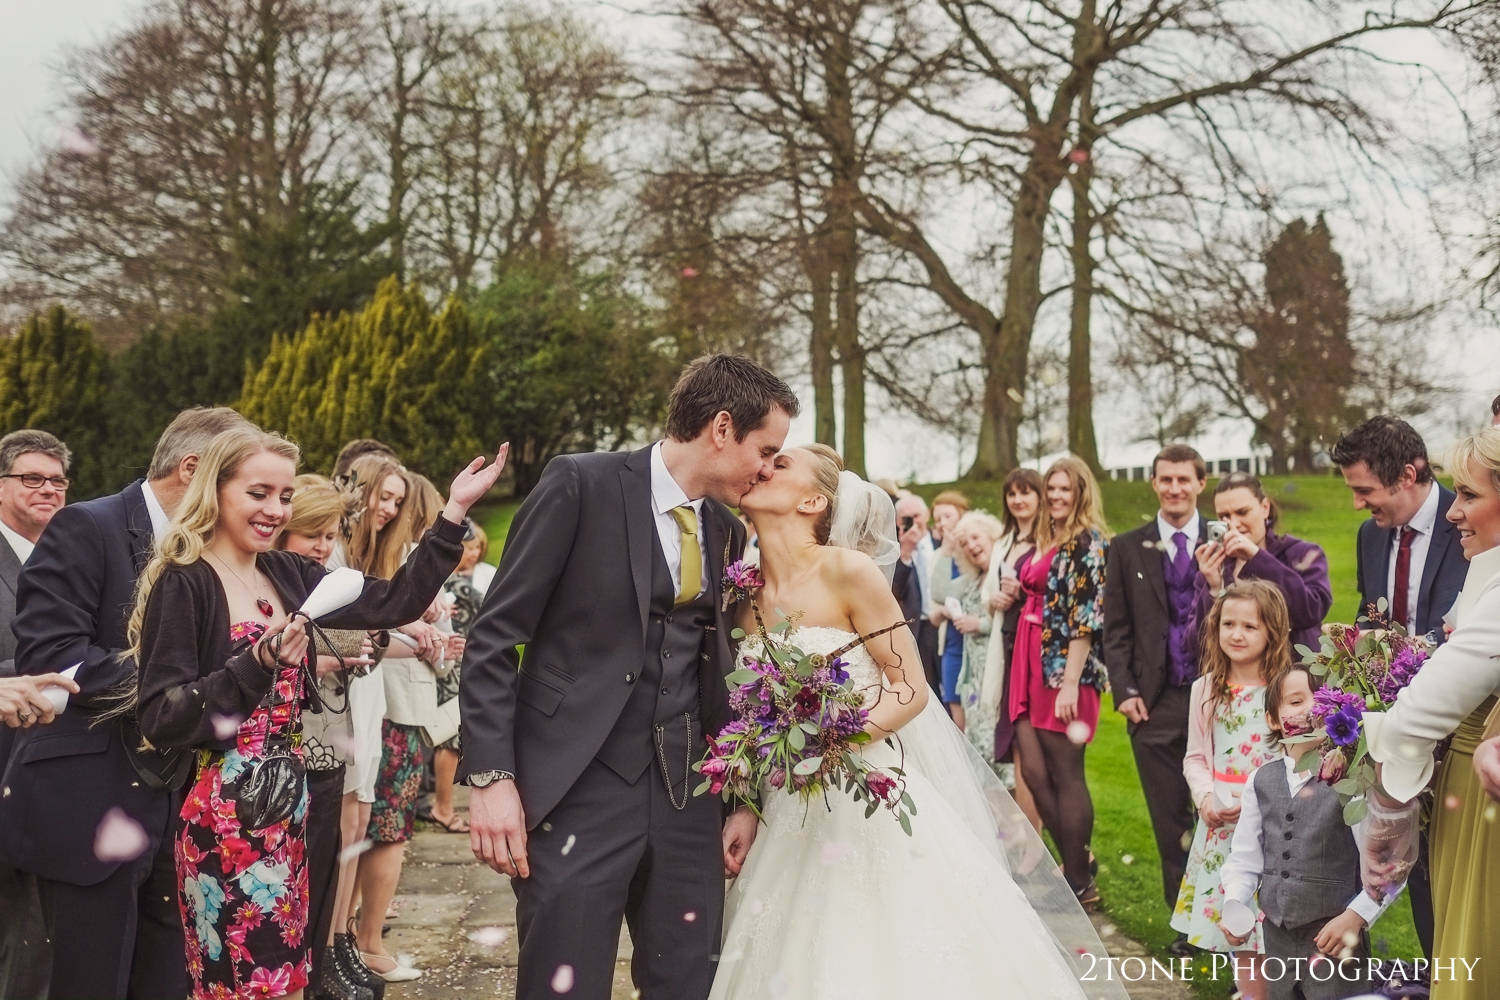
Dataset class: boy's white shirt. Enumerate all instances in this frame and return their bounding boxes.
[1219,756,1399,929]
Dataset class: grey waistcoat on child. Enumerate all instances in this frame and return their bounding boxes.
[1253,762,1362,929]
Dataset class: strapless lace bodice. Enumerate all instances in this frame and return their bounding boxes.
[733,625,885,709]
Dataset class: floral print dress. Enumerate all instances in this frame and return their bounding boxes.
[1171,683,1275,954]
[177,621,313,1000]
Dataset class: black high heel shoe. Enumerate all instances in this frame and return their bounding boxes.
[315,945,374,1000]
[335,929,386,1000]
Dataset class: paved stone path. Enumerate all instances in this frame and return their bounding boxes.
[383,789,1191,1000]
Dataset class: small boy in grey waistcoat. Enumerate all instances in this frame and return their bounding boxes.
[1217,663,1408,1000]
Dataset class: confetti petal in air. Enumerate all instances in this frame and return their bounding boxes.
[561,834,576,856]
[211,713,244,740]
[819,840,851,864]
[1446,794,1461,810]
[94,807,149,862]
[339,839,374,864]
[60,126,100,158]
[683,911,697,922]
[551,964,575,993]
[681,267,699,278]
[1065,721,1090,745]
[1120,854,1134,865]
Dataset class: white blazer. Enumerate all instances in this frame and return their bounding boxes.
[1367,546,1500,802]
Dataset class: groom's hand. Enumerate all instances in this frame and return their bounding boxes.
[722,806,758,877]
[471,780,530,878]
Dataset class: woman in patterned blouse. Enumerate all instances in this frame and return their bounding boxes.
[1006,455,1112,906]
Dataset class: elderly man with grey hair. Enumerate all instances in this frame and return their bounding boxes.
[1,406,249,1000]
[894,492,940,695]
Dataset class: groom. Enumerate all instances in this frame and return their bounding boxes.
[460,354,799,999]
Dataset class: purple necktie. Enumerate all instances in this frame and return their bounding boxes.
[1173,531,1190,577]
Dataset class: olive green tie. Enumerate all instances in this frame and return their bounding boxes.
[670,505,701,606]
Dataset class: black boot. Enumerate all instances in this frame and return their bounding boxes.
[315,945,374,1000]
[335,931,386,1000]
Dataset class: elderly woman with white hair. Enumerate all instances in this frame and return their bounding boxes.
[948,510,1011,777]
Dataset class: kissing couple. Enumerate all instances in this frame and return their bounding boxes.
[457,354,1126,1000]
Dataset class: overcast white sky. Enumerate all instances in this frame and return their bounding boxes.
[2,0,1496,483]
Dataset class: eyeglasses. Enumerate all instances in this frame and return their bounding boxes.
[1,473,71,491]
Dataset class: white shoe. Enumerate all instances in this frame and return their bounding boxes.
[361,953,422,982]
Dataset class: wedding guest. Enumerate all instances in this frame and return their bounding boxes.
[928,490,971,726]
[0,429,70,1000]
[355,473,458,983]
[6,405,247,1000]
[1220,662,1401,1000]
[426,519,493,834]
[132,426,500,1000]
[273,475,378,1000]
[894,493,939,692]
[891,521,924,639]
[988,467,1044,830]
[1190,472,1332,652]
[1333,415,1465,641]
[1009,456,1110,905]
[1174,581,1290,1000]
[1331,415,1465,959]
[1366,427,1500,1000]
[1102,444,1208,950]
[334,439,400,480]
[948,510,1007,770]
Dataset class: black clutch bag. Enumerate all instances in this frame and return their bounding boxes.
[222,735,305,831]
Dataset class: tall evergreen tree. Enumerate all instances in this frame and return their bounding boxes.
[0,306,113,496]
[1241,216,1354,473]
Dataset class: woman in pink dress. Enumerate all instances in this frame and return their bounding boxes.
[1008,456,1110,906]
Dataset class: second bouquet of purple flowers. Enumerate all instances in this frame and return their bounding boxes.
[693,618,917,835]
[1282,607,1432,826]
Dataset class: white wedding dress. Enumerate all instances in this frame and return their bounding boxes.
[710,626,1127,1000]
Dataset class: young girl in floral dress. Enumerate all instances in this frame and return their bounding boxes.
[132,426,503,1000]
[1172,580,1292,1000]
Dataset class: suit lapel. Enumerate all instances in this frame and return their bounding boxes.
[1419,488,1458,627]
[0,538,20,598]
[620,449,655,647]
[1140,521,1168,612]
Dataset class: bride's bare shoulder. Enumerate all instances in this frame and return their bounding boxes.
[819,545,888,594]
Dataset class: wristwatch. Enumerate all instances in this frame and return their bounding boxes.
[467,770,515,787]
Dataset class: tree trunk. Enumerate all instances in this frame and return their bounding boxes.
[1067,65,1101,472]
[970,151,1067,479]
[831,197,865,477]
[807,229,837,446]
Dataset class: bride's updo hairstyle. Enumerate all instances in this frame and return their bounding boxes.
[798,443,844,544]
[1448,427,1500,494]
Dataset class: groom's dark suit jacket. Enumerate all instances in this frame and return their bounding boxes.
[458,446,745,827]
[1354,484,1465,641]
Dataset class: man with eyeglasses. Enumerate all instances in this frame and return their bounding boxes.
[0,428,74,1000]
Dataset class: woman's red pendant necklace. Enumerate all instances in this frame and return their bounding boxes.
[256,597,275,618]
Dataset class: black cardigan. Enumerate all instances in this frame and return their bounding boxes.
[137,517,465,750]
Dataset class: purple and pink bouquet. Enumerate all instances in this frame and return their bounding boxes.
[694,612,917,835]
[1282,611,1432,825]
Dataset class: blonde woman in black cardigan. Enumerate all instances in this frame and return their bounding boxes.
[132,426,504,1000]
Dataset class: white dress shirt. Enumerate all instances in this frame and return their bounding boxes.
[1156,510,1201,560]
[1219,756,1397,929]
[142,480,171,542]
[0,517,34,564]
[650,441,707,598]
[912,533,935,612]
[1385,482,1439,634]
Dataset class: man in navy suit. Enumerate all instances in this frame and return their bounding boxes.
[1332,414,1466,963]
[1,407,247,1000]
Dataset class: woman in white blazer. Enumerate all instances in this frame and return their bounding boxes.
[1366,427,1500,1000]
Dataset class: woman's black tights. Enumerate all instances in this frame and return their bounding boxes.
[1013,718,1094,894]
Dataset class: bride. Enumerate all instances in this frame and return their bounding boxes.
[712,444,1127,1000]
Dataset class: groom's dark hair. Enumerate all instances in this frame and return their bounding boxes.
[666,354,800,442]
[1330,415,1433,487]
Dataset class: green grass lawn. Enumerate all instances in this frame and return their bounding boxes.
[472,472,1422,989]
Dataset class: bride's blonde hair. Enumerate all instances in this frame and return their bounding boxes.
[797,443,843,545]
[1448,427,1500,494]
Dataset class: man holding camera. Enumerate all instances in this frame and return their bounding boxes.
[1103,445,1209,957]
